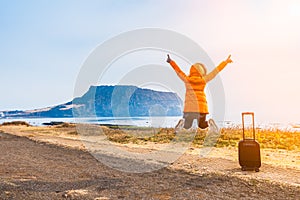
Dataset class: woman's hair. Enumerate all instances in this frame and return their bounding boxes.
[192,63,207,76]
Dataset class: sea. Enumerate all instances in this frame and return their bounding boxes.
[0,117,181,127]
[0,117,299,131]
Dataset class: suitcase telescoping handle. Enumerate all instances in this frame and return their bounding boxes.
[242,112,255,140]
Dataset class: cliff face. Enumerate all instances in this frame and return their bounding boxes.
[73,85,183,117]
[2,85,183,118]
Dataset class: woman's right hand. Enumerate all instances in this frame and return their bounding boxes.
[166,54,172,63]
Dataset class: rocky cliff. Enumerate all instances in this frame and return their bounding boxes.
[1,85,183,118]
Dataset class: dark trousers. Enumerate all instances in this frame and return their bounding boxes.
[183,112,208,129]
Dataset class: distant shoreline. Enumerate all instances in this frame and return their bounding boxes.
[0,117,300,131]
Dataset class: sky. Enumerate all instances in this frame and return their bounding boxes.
[1,0,300,124]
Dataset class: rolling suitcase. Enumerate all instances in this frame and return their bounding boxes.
[238,112,261,172]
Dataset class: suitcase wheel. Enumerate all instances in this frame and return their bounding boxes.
[255,168,260,172]
[241,167,246,171]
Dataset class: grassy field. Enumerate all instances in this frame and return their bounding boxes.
[1,121,299,151]
[104,126,300,150]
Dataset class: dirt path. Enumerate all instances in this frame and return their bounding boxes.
[0,131,299,200]
[1,125,299,185]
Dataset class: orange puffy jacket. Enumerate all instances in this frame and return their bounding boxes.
[169,60,228,113]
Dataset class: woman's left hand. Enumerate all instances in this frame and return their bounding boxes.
[225,55,233,63]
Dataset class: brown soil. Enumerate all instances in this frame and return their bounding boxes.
[0,125,299,199]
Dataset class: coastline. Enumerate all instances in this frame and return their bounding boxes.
[0,117,300,132]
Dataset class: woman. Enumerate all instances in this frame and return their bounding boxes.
[166,54,233,132]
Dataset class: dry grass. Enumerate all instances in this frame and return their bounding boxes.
[1,121,31,127]
[1,122,299,150]
[13,122,78,136]
[103,127,300,151]
[210,127,299,150]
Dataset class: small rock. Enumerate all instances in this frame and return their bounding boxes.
[62,193,68,198]
[62,189,89,198]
